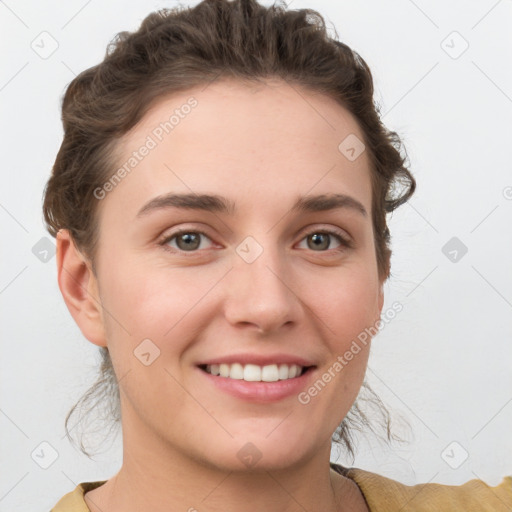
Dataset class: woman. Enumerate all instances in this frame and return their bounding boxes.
[45,1,512,510]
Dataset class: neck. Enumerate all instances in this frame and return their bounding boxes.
[85,422,364,512]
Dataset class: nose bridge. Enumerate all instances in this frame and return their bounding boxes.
[224,233,300,332]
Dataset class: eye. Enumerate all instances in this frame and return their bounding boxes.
[158,227,353,255]
[160,229,214,252]
[296,229,353,252]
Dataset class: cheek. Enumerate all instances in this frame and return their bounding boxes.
[309,266,380,345]
[301,266,378,404]
[96,264,199,416]
[98,260,221,359]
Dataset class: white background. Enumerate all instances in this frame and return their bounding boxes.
[1,0,511,510]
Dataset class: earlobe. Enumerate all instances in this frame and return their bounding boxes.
[56,229,107,347]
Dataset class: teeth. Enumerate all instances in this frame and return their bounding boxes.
[278,364,289,380]
[244,364,262,381]
[204,363,304,381]
[261,364,279,382]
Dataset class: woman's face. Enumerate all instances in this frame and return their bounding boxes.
[76,79,384,471]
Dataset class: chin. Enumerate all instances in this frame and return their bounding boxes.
[191,431,315,474]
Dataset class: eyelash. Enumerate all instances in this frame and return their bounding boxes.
[158,227,353,255]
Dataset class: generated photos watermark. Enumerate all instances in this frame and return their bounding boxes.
[93,96,198,200]
[298,301,403,405]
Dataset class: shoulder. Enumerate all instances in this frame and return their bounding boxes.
[50,481,106,512]
[331,462,512,511]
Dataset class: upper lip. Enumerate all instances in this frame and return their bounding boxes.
[197,353,317,367]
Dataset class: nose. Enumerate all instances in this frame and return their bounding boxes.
[223,241,302,335]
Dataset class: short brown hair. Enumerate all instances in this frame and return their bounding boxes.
[43,0,414,460]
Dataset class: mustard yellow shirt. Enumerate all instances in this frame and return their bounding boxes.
[50,463,512,511]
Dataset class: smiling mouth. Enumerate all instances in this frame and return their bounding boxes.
[198,363,315,382]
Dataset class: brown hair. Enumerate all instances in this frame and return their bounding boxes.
[43,0,415,461]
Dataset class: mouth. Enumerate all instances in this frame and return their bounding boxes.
[195,354,318,402]
[197,363,316,382]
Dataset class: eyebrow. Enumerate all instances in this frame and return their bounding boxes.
[136,192,368,219]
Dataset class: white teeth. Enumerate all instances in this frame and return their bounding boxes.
[219,364,229,377]
[229,363,244,380]
[244,364,261,381]
[204,363,304,381]
[278,364,289,380]
[261,364,279,382]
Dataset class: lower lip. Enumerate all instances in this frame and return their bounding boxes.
[197,366,316,403]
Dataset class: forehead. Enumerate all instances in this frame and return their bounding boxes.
[102,78,373,220]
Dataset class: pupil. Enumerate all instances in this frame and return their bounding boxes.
[310,233,328,250]
[179,233,199,250]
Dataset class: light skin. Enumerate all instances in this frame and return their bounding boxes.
[57,78,384,512]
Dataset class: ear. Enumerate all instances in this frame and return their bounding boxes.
[56,229,107,347]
